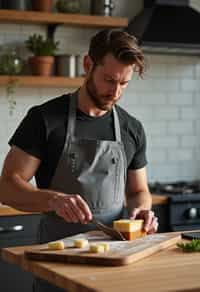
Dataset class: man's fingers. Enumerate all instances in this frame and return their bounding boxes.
[56,204,75,222]
[66,196,87,223]
[147,216,159,234]
[129,208,158,234]
[76,195,93,222]
[143,210,155,231]
[49,193,92,224]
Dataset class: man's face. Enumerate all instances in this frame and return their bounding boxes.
[86,53,133,111]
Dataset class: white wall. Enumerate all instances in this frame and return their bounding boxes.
[0,0,200,183]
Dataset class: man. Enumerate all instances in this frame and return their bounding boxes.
[0,29,158,291]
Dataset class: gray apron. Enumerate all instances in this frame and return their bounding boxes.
[34,91,127,291]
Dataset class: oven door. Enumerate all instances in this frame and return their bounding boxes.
[169,194,200,231]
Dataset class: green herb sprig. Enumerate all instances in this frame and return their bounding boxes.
[177,239,200,252]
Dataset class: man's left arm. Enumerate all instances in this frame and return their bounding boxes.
[125,167,158,234]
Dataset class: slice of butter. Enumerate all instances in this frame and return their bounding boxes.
[90,244,105,253]
[74,238,89,248]
[113,219,144,232]
[48,240,65,250]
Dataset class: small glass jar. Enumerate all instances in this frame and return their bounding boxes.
[0,47,24,75]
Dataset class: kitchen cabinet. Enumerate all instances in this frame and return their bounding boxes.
[152,203,169,232]
[0,214,41,292]
[0,9,128,88]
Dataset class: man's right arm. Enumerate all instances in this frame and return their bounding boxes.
[0,146,92,223]
[0,145,55,212]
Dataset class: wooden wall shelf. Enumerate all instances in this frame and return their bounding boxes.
[0,76,84,88]
[0,10,128,89]
[0,9,128,28]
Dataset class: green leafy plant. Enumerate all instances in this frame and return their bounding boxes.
[177,239,200,252]
[25,34,59,56]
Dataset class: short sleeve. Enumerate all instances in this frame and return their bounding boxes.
[128,121,147,170]
[9,106,46,160]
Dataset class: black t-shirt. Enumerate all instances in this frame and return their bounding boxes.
[9,93,147,188]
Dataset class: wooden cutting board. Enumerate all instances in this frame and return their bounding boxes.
[25,231,181,266]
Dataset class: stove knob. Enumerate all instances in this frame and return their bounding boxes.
[187,207,197,219]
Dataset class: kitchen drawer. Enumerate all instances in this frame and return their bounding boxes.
[0,214,41,292]
[0,260,34,292]
[0,214,41,242]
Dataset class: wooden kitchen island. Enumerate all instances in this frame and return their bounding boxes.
[1,231,200,292]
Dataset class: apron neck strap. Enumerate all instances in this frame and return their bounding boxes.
[67,91,78,139]
[67,91,122,142]
[112,105,121,142]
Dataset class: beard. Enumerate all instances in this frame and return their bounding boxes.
[86,75,119,111]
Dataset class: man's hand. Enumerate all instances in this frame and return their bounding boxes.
[129,208,159,234]
[48,193,93,224]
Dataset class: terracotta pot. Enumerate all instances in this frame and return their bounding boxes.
[29,56,54,76]
[32,0,53,12]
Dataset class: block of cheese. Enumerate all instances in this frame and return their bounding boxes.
[99,242,110,252]
[74,238,89,248]
[48,240,65,250]
[90,244,105,253]
[113,219,146,240]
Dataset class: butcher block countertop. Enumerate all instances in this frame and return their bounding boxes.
[0,195,168,216]
[1,231,199,292]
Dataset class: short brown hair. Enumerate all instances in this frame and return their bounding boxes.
[88,29,145,77]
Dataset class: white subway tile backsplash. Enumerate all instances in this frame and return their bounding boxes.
[180,79,200,92]
[179,162,200,179]
[145,63,167,78]
[136,92,167,105]
[146,54,178,65]
[168,121,194,135]
[143,121,167,136]
[147,149,167,163]
[168,149,193,161]
[167,65,194,78]
[148,163,181,182]
[194,93,200,105]
[181,135,200,147]
[193,149,200,161]
[149,136,179,148]
[0,24,21,34]
[168,93,193,105]
[128,107,153,122]
[20,24,45,34]
[40,88,71,100]
[195,63,200,78]
[195,120,200,133]
[152,107,179,121]
[129,78,180,92]
[181,107,200,120]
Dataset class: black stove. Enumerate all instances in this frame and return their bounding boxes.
[150,181,200,232]
[149,180,200,195]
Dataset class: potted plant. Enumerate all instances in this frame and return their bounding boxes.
[25,34,59,76]
[32,0,53,12]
